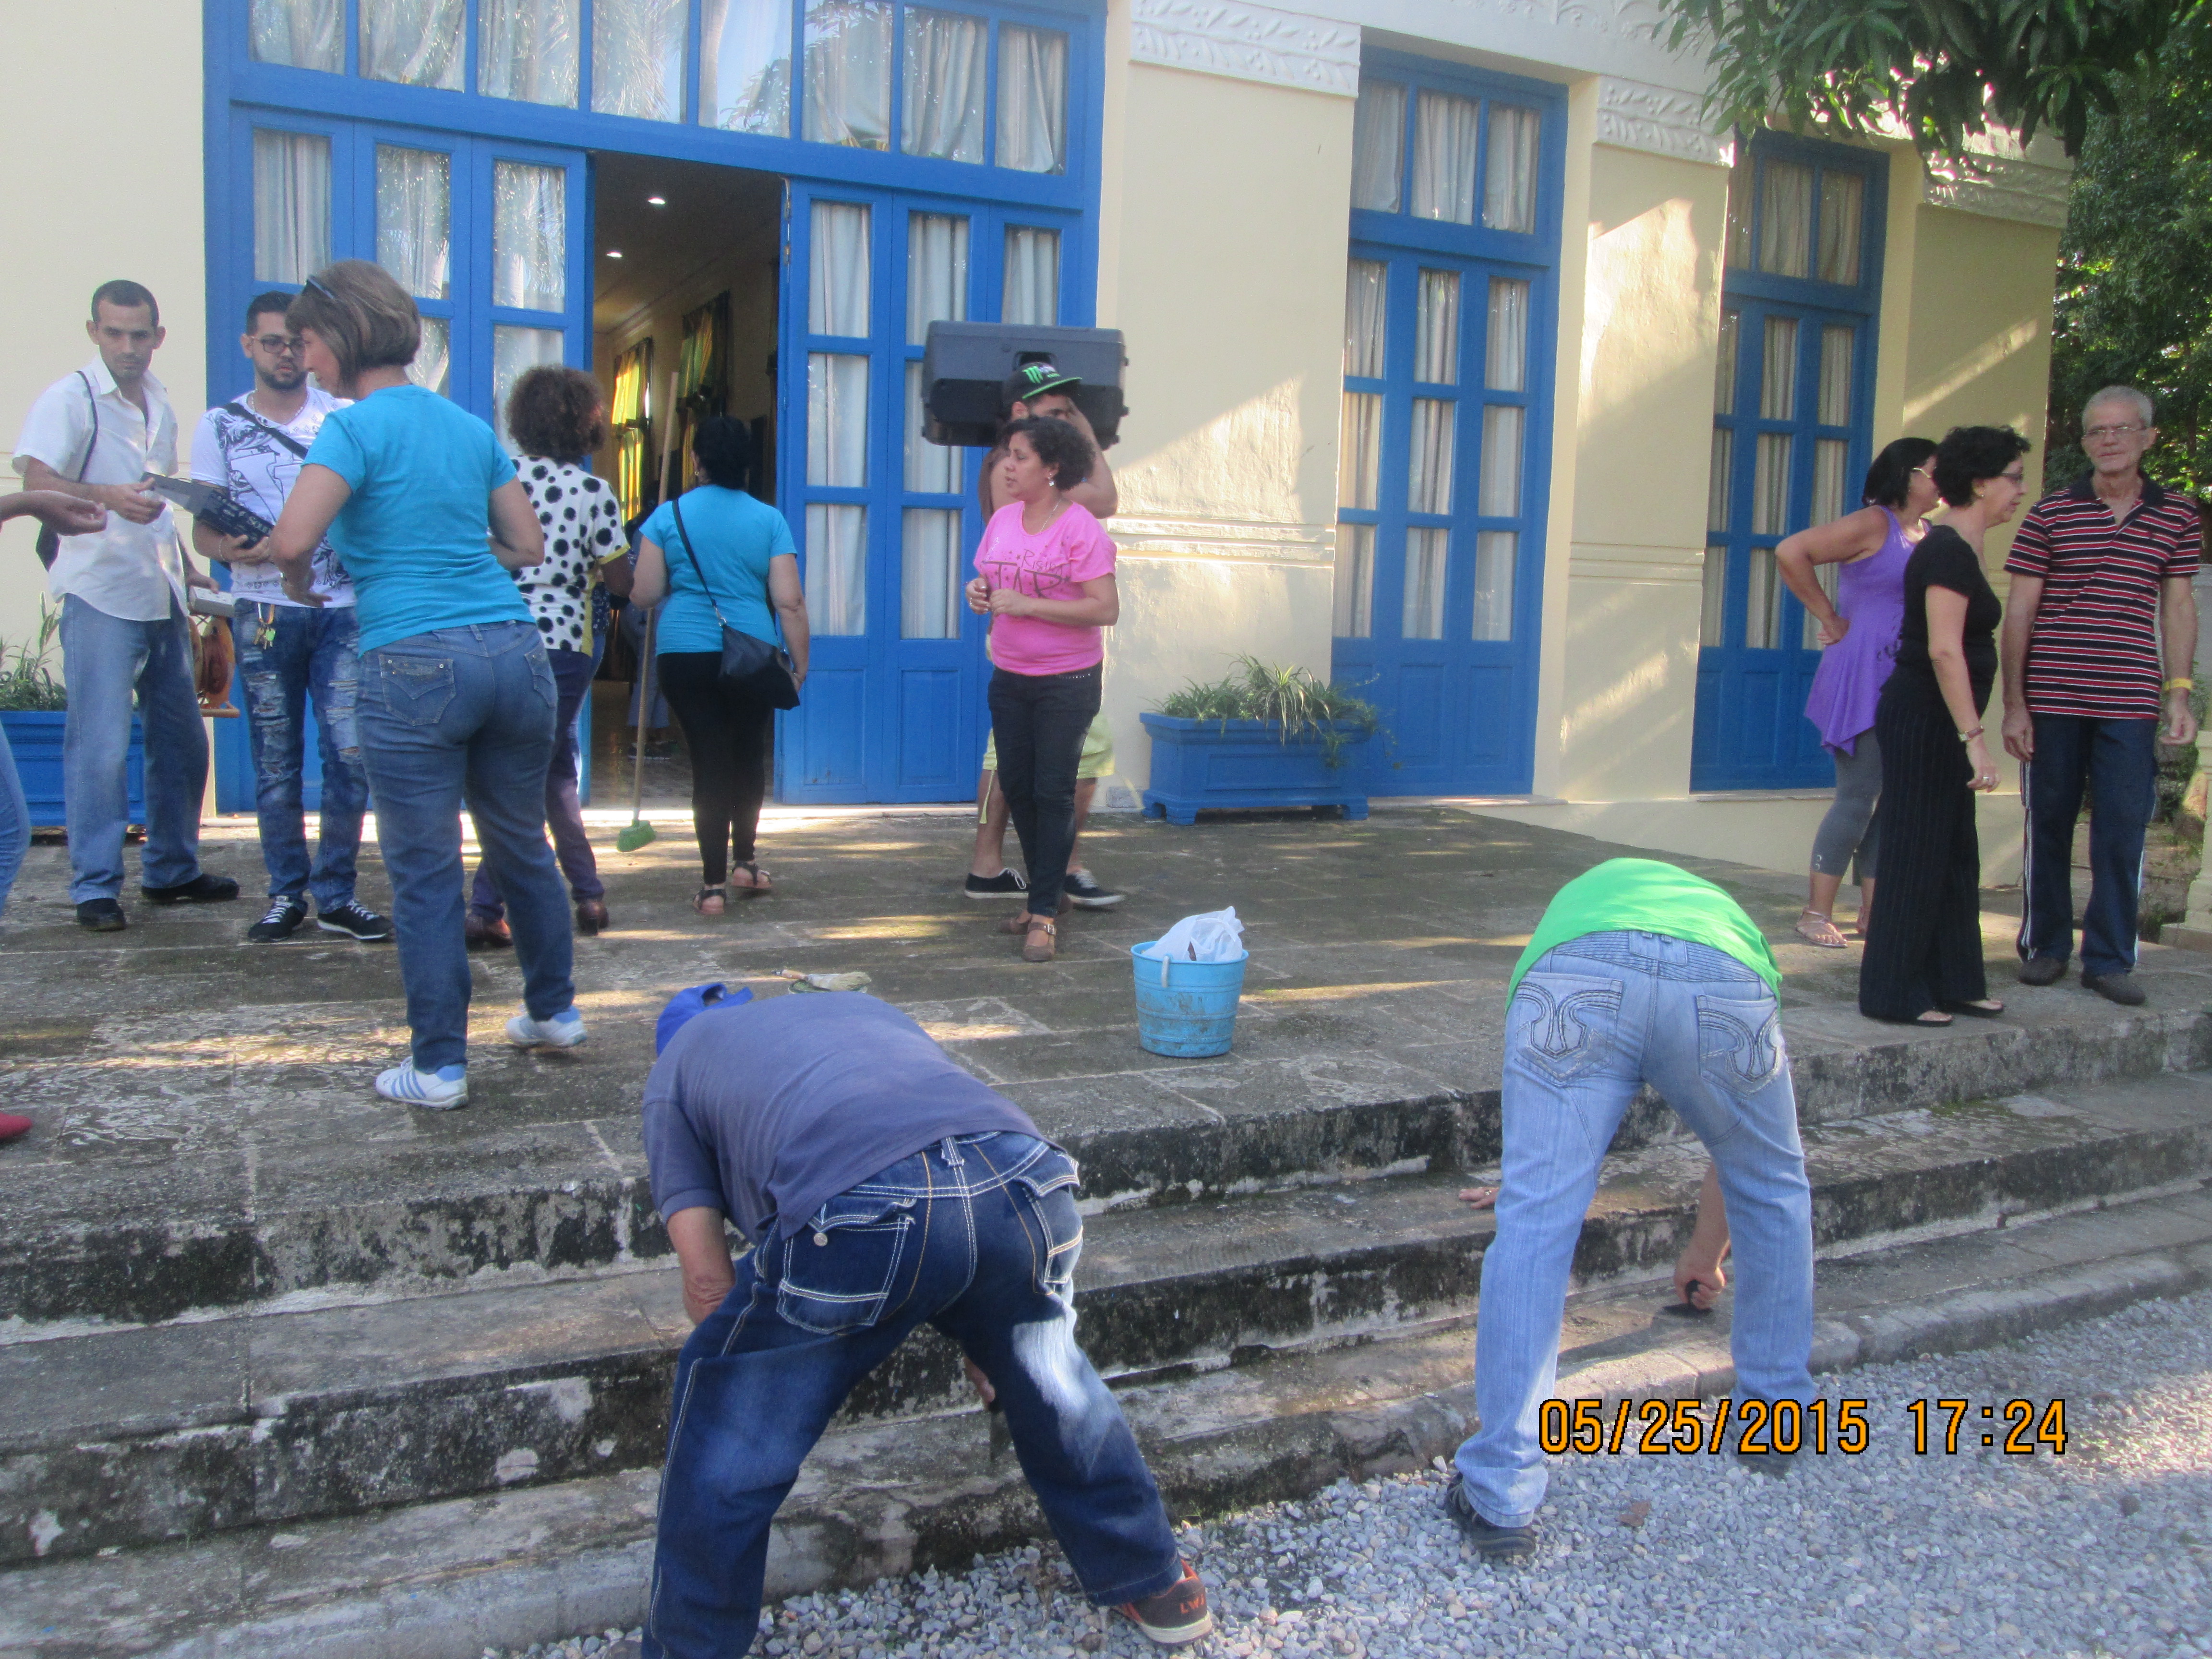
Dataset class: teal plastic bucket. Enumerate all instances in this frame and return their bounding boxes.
[1130,942,1250,1058]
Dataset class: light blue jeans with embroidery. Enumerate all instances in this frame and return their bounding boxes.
[1455,930,1815,1527]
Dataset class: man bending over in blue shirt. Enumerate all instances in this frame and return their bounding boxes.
[640,987,1211,1658]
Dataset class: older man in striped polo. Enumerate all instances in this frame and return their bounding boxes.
[2000,386,2201,1004]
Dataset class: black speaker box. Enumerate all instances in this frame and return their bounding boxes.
[921,322,1128,449]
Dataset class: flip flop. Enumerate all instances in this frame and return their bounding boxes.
[1794,909,1849,949]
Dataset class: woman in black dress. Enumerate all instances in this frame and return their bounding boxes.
[1859,426,2032,1025]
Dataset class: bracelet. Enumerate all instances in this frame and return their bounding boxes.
[1957,726,1984,742]
[2165,677,2194,693]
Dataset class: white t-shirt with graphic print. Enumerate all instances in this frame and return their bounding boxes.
[509,458,626,653]
[190,387,355,607]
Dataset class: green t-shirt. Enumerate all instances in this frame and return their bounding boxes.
[1508,858,1780,997]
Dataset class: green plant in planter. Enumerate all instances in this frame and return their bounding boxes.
[1158,655,1381,768]
[0,603,64,712]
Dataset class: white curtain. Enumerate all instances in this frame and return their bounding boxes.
[1003,227,1058,325]
[361,0,463,89]
[376,145,451,300]
[494,162,566,312]
[1746,548,1781,648]
[1485,278,1527,392]
[1415,270,1458,385]
[1817,171,1863,285]
[1351,81,1405,213]
[1479,405,1522,517]
[902,509,960,638]
[1473,531,1515,641]
[1805,555,1841,648]
[810,200,871,335]
[805,0,892,149]
[1760,316,1798,420]
[1338,393,1380,510]
[1714,307,1740,414]
[1483,106,1540,233]
[997,25,1067,174]
[1411,90,1479,225]
[1812,439,1850,526]
[808,355,869,486]
[594,0,687,121]
[410,317,452,397]
[1332,523,1373,639]
[907,213,966,493]
[1402,528,1447,640]
[1707,427,1733,533]
[1344,259,1386,378]
[701,0,792,133]
[1759,159,1814,278]
[1700,546,1727,647]
[807,505,867,633]
[481,0,578,107]
[902,8,985,164]
[252,0,340,71]
[494,326,566,453]
[1407,399,1454,516]
[253,130,329,284]
[1753,434,1791,537]
[1818,325,1853,426]
[907,364,958,491]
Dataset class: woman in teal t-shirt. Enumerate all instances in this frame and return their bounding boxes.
[266,261,584,1110]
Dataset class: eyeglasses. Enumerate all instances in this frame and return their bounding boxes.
[1911,465,1935,478]
[2084,423,2147,442]
[254,335,304,355]
[302,274,337,300]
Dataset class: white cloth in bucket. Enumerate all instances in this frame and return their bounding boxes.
[1138,908,1244,982]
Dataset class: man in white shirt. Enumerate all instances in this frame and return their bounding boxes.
[192,291,386,945]
[14,281,237,931]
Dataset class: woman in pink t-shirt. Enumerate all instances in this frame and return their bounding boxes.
[964,418,1119,962]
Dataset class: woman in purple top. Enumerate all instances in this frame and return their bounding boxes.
[1778,437,1942,949]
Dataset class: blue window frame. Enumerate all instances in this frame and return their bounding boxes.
[1334,53,1563,796]
[1690,133,1887,792]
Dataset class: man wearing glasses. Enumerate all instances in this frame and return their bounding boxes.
[190,292,387,944]
[2001,386,2200,1004]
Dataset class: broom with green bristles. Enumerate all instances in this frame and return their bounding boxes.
[617,370,685,855]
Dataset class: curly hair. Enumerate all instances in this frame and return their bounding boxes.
[1001,414,1094,491]
[505,366,606,463]
[1931,425,2032,508]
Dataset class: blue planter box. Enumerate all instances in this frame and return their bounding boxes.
[1140,713,1371,825]
[1,709,146,829]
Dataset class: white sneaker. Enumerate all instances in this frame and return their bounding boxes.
[507,1007,588,1049]
[375,1061,469,1109]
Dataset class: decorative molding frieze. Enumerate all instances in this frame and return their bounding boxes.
[1129,0,1363,98]
[1593,75,1728,166]
[1112,512,1336,562]
[1920,151,2071,230]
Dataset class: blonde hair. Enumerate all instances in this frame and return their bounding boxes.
[286,260,420,388]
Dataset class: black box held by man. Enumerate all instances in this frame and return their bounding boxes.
[921,321,1127,448]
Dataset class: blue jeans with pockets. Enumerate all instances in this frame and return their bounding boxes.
[645,1132,1184,1659]
[235,600,370,913]
[1455,931,1815,1527]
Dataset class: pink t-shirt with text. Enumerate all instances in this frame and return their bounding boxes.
[975,500,1116,676]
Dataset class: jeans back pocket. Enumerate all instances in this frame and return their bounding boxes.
[775,1193,917,1334]
[1508,971,1624,1085]
[1696,993,1785,1092]
[1010,1158,1084,1298]
[364,653,457,729]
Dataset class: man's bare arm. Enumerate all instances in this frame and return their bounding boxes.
[667,1206,737,1324]
[2161,574,2199,746]
[1999,572,2045,763]
[19,457,162,525]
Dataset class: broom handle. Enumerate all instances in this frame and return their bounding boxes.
[630,369,684,820]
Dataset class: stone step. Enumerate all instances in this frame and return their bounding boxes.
[8,997,2208,1334]
[11,1178,2212,1659]
[8,1070,2212,1568]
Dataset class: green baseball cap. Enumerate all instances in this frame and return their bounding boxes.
[1004,360,1082,408]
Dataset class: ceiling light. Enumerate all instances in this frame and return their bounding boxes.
[605,249,624,259]
[647,195,667,206]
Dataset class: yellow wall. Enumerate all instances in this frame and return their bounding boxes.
[0,0,206,664]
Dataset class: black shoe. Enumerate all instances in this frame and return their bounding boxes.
[75,898,126,933]
[1115,1561,1214,1647]
[316,901,392,942]
[963,869,1030,901]
[247,897,309,943]
[142,873,240,906]
[1731,1426,1800,1478]
[1064,867,1125,909]
[1439,1473,1536,1561]
[2018,955,2067,986]
[2083,971,2147,1006]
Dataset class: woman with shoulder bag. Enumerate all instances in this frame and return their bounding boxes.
[629,417,808,914]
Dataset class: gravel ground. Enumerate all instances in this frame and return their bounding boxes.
[497,1287,2212,1659]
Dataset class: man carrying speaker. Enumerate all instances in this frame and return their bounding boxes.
[963,361,1125,911]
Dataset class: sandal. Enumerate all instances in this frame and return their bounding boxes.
[1941,998,2005,1018]
[694,885,727,916]
[998,893,1074,934]
[1021,916,1057,963]
[730,862,772,897]
[1794,908,1849,949]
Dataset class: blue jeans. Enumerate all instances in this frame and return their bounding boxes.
[0,719,25,922]
[469,646,602,917]
[235,601,369,912]
[58,594,207,903]
[355,623,574,1071]
[1455,931,1815,1527]
[2020,713,2159,978]
[645,1133,1183,1659]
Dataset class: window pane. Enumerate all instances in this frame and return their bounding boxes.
[807,353,869,486]
[481,0,578,106]
[1473,530,1515,641]
[493,162,566,312]
[1351,80,1405,213]
[1753,433,1791,536]
[361,0,462,87]
[1707,427,1733,534]
[1408,400,1455,516]
[902,8,985,163]
[1700,545,1727,647]
[1003,227,1058,325]
[1804,557,1840,648]
[1411,91,1479,225]
[1817,170,1864,285]
[252,0,341,71]
[907,213,968,345]
[1333,523,1374,638]
[410,317,452,397]
[1415,271,1458,385]
[702,0,792,133]
[806,504,867,634]
[901,508,962,638]
[1746,547,1780,648]
[998,25,1068,174]
[1760,316,1798,421]
[906,363,958,492]
[1403,528,1448,640]
[253,131,330,285]
[594,0,687,120]
[1723,151,1752,268]
[1483,105,1540,233]
[1814,437,1850,525]
[805,0,892,149]
[493,326,565,453]
[1485,278,1528,392]
[376,146,451,301]
[1344,260,1386,379]
[1818,326,1853,427]
[1758,159,1813,278]
[1479,405,1522,517]
[1339,393,1380,511]
[1714,308,1740,416]
[810,201,871,336]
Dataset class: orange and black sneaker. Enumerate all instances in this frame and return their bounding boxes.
[1116,1560,1214,1646]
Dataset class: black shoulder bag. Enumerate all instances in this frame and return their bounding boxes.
[667,496,801,711]
[33,372,99,569]
[224,399,313,460]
